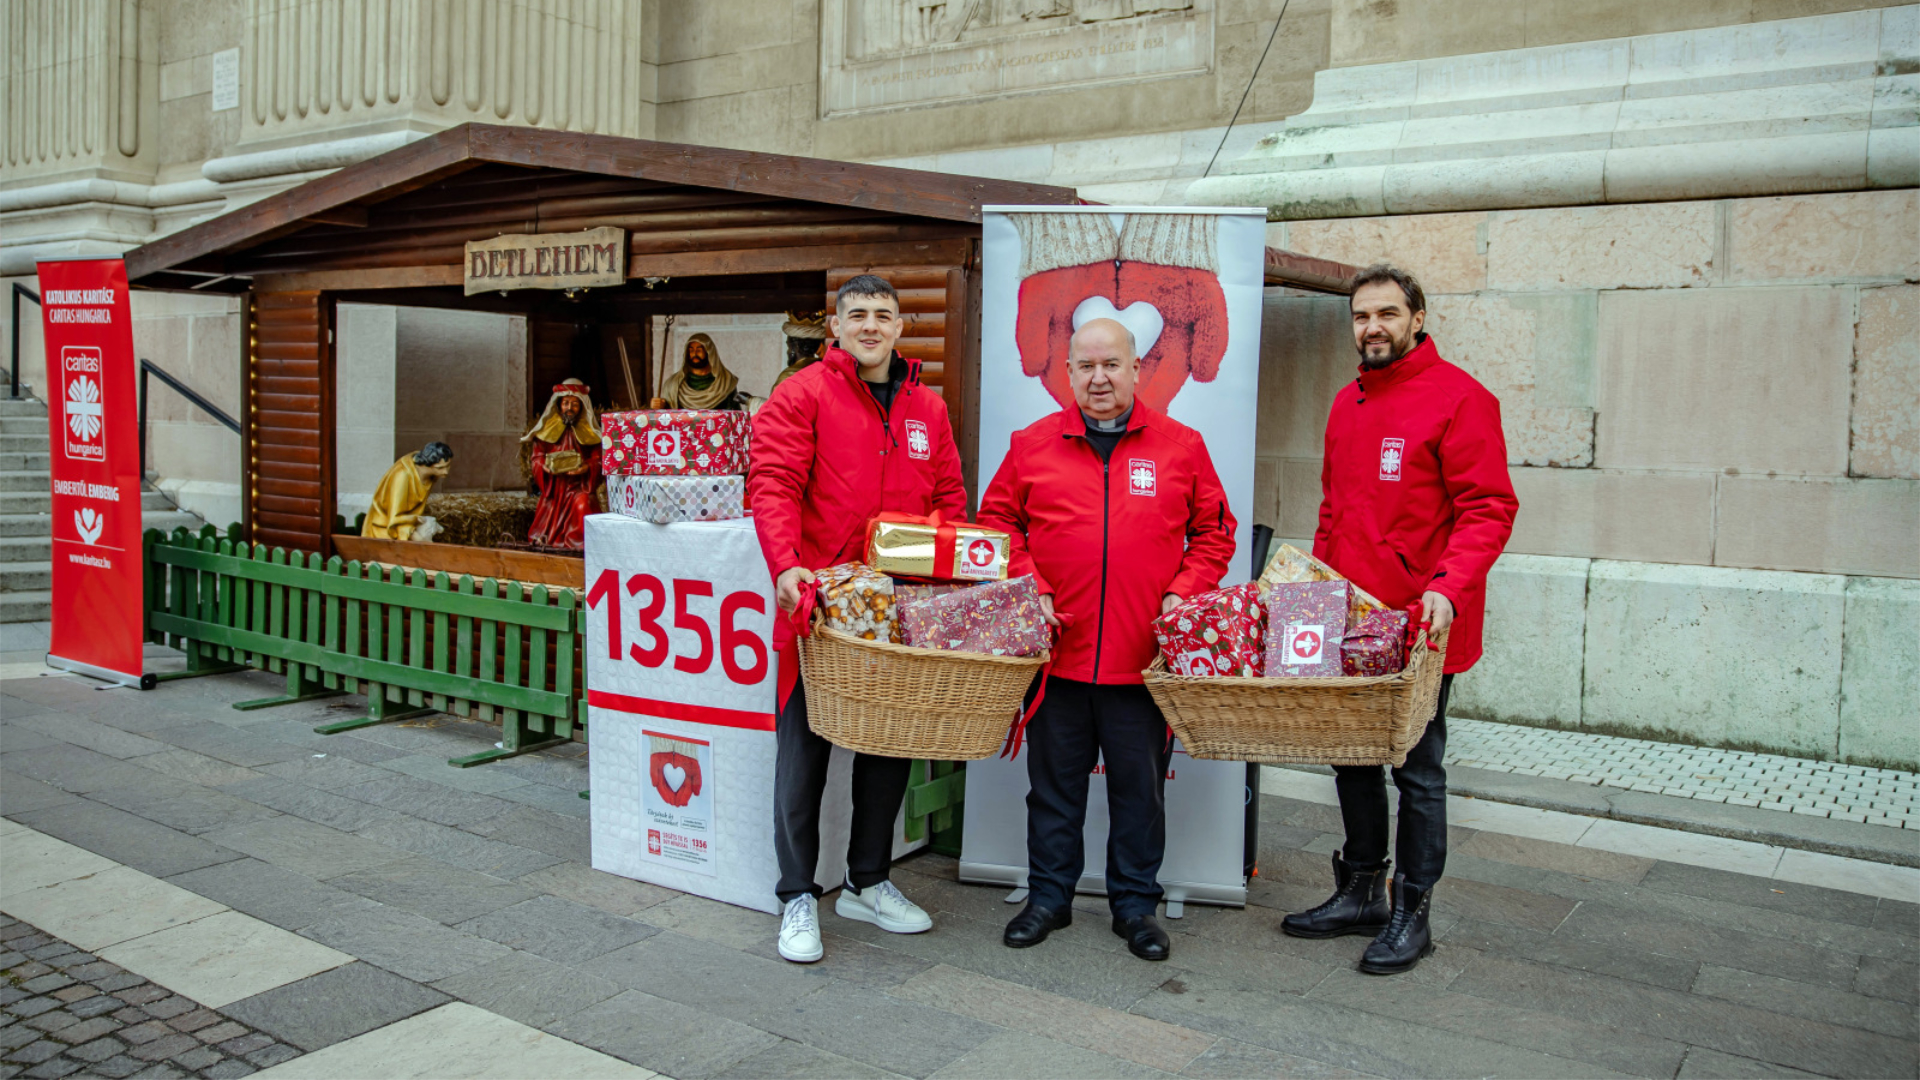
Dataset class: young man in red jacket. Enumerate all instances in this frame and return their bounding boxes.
[749,274,968,964]
[1281,264,1518,974]
[978,318,1236,962]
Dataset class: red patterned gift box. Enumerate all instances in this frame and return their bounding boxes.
[1342,608,1410,677]
[602,410,748,476]
[1153,583,1266,678]
[1263,581,1349,678]
[897,575,1049,657]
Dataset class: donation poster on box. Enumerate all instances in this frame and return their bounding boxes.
[963,206,1266,910]
[642,730,715,875]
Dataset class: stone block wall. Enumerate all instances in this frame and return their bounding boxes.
[1259,187,1917,767]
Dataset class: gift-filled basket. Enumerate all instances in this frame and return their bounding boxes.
[1141,544,1447,767]
[795,514,1050,760]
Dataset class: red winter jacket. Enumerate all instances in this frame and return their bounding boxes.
[749,345,967,647]
[978,403,1237,685]
[1314,335,1518,674]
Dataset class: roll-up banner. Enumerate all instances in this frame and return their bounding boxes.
[964,206,1267,912]
[37,258,149,689]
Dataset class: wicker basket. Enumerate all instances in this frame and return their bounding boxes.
[797,616,1048,760]
[1143,630,1449,767]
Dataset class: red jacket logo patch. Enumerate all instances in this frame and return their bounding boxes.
[1379,438,1404,482]
[1128,458,1157,496]
[904,419,930,460]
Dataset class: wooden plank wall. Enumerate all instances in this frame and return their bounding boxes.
[246,291,336,554]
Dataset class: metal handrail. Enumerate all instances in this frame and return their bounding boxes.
[10,284,39,400]
[138,357,240,481]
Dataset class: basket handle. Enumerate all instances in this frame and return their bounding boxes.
[999,616,1069,760]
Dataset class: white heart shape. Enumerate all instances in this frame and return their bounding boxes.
[1072,296,1164,360]
[662,763,687,792]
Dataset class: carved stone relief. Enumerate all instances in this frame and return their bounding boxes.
[823,0,1210,116]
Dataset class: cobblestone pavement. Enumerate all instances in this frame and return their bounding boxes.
[1447,717,1918,829]
[0,915,301,1079]
[3,666,1917,1078]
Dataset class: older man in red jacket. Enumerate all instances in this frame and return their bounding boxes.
[1280,264,1518,975]
[750,274,968,964]
[979,317,1236,962]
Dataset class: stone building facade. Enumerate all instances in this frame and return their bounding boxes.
[3,0,1914,766]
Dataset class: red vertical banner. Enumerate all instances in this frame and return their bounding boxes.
[38,259,147,687]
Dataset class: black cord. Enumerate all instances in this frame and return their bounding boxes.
[1202,0,1292,181]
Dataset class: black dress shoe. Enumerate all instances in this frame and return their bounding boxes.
[1360,875,1435,975]
[1281,853,1390,939]
[1003,903,1071,948]
[1112,913,1170,961]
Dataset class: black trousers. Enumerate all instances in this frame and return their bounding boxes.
[1332,673,1453,888]
[773,675,912,904]
[1024,676,1173,919]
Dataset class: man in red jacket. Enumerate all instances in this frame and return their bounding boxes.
[1280,264,1518,975]
[978,318,1236,961]
[749,274,968,964]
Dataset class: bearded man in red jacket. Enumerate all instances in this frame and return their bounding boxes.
[750,275,968,964]
[1281,264,1518,975]
[979,318,1236,962]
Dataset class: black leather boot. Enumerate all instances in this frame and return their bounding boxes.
[1112,914,1170,961]
[1360,876,1434,975]
[1280,853,1390,939]
[1004,903,1072,948]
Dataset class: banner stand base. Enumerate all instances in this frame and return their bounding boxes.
[46,654,155,691]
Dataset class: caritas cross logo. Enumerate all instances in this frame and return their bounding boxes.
[904,419,930,460]
[647,429,683,467]
[1128,458,1156,496]
[1379,438,1405,482]
[1284,624,1325,666]
[62,347,106,462]
[958,536,1003,579]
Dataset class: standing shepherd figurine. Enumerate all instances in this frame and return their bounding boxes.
[522,378,604,550]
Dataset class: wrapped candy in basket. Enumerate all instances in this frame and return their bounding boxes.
[1343,608,1411,677]
[601,409,748,476]
[897,575,1050,657]
[1152,583,1266,678]
[865,513,1010,582]
[814,563,897,642]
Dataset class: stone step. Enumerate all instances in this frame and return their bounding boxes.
[0,590,52,624]
[0,417,49,436]
[0,434,46,453]
[0,491,50,514]
[141,489,173,511]
[0,514,52,539]
[0,561,50,591]
[0,399,47,417]
[0,452,50,471]
[0,470,50,492]
[144,510,203,534]
[0,536,51,561]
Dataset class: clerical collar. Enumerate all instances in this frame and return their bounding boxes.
[1083,406,1131,433]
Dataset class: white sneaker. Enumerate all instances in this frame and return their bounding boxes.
[778,895,823,963]
[835,878,934,934]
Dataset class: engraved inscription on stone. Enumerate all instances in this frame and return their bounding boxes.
[822,0,1211,116]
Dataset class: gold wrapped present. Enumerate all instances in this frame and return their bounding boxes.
[864,513,1010,582]
[1258,542,1389,621]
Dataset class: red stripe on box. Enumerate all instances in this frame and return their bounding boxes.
[587,689,776,731]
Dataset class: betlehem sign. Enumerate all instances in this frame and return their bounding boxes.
[465,227,627,295]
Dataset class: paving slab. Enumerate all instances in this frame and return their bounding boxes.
[377,753,532,795]
[218,962,447,1052]
[929,1029,1171,1079]
[296,904,513,983]
[0,769,79,817]
[196,816,403,881]
[1,744,165,795]
[459,803,591,861]
[429,950,625,1029]
[352,815,561,879]
[1439,916,1701,992]
[1854,954,1919,1004]
[548,988,781,1079]
[11,801,240,879]
[1175,1035,1380,1079]
[131,749,263,789]
[0,866,224,952]
[1690,963,1918,1040]
[323,855,538,925]
[1556,900,1863,991]
[98,911,351,1010]
[456,895,658,964]
[6,715,170,761]
[0,827,116,895]
[217,777,409,834]
[1774,846,1920,902]
[331,775,513,828]
[1672,1046,1824,1078]
[1635,859,1884,927]
[164,859,379,933]
[255,754,399,792]
[251,1001,650,1078]
[713,1037,907,1079]
[511,860,677,918]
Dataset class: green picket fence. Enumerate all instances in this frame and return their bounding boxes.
[144,526,581,767]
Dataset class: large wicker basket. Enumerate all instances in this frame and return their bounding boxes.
[1142,630,1448,767]
[797,617,1048,760]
